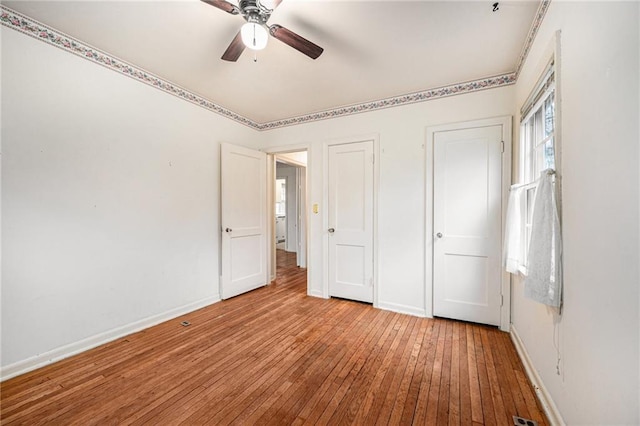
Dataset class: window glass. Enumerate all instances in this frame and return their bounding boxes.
[544,138,555,170]
[522,88,555,183]
[544,94,554,136]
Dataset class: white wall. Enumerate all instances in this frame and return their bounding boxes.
[1,28,260,375]
[511,2,640,424]
[259,87,515,314]
[6,8,638,425]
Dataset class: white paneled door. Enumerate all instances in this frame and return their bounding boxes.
[328,140,374,303]
[221,143,267,299]
[433,126,503,325]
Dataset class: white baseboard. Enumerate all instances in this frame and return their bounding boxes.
[0,295,221,382]
[377,301,427,318]
[510,325,565,426]
[307,288,325,298]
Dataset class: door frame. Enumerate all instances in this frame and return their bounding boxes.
[264,144,310,289]
[295,167,307,269]
[425,117,512,331]
[323,134,380,306]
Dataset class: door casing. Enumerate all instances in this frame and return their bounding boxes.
[425,117,512,331]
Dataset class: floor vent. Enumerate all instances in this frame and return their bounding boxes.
[513,416,538,426]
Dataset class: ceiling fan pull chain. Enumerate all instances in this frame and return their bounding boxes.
[254,52,258,63]
[252,23,257,48]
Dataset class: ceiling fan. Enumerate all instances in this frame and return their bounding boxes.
[202,0,324,62]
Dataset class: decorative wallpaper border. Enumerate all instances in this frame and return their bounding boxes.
[0,6,261,130]
[258,73,517,130]
[0,3,548,131]
[515,0,552,78]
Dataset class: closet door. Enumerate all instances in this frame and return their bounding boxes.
[327,140,374,304]
[433,125,502,325]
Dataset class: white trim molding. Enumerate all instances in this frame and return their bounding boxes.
[307,289,324,298]
[377,301,427,318]
[511,325,566,426]
[0,295,221,382]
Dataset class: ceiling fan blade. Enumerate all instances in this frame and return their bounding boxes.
[201,0,240,15]
[269,0,283,9]
[269,24,323,59]
[221,31,246,62]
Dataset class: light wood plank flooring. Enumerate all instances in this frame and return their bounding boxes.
[1,250,548,425]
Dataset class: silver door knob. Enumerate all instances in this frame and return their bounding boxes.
[436,232,443,238]
[225,228,232,233]
[328,228,335,233]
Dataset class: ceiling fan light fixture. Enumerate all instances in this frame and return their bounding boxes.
[241,22,268,50]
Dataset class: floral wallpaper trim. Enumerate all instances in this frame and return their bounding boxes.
[0,6,260,130]
[515,0,552,78]
[257,73,517,130]
[1,4,544,131]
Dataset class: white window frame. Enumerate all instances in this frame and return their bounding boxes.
[518,59,559,274]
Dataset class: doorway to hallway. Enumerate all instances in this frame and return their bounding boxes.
[272,151,308,279]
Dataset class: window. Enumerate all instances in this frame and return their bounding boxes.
[519,62,557,270]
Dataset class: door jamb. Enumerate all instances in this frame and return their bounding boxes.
[323,134,380,307]
[267,154,276,281]
[425,116,512,331]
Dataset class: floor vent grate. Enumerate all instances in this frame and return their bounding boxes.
[513,416,538,426]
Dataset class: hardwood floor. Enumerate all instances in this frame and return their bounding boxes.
[1,250,548,425]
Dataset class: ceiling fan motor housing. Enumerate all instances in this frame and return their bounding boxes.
[239,0,272,24]
[203,0,324,61]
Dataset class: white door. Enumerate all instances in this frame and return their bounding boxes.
[433,126,502,325]
[328,140,374,303]
[221,143,267,299]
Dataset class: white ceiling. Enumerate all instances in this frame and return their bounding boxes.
[4,0,540,124]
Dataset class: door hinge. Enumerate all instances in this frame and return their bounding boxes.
[501,141,505,153]
[500,294,504,306]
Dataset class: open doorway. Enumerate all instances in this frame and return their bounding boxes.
[275,177,287,250]
[271,151,307,279]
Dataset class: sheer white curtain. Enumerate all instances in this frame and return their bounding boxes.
[503,186,524,273]
[523,170,562,307]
